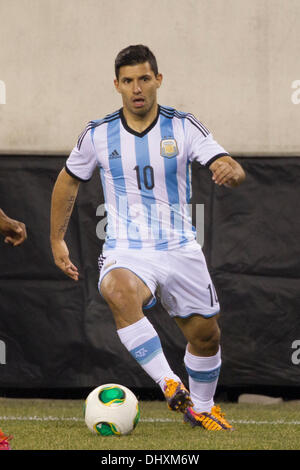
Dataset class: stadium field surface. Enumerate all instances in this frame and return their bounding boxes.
[0,398,299,450]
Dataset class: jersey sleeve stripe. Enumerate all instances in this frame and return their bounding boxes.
[204,152,230,167]
[185,116,209,137]
[64,164,92,182]
[77,121,94,150]
[77,111,120,150]
[159,107,210,137]
[159,107,175,117]
[185,113,210,136]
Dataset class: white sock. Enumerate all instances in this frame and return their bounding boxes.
[184,347,221,413]
[117,316,180,392]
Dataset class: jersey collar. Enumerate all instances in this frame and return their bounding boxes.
[119,105,160,138]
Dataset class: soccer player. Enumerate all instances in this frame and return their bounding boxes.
[0,208,25,449]
[0,209,27,246]
[50,45,245,431]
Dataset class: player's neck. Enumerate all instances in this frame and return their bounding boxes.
[122,103,159,134]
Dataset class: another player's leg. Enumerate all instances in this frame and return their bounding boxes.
[175,314,233,431]
[100,268,192,413]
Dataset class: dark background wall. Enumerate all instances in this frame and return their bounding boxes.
[0,155,300,399]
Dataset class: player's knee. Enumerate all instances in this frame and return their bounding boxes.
[189,322,220,356]
[101,274,139,312]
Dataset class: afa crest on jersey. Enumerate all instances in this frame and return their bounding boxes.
[160,138,178,158]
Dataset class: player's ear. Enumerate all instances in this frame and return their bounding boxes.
[114,79,121,93]
[156,73,163,89]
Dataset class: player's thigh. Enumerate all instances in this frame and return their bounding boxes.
[175,313,220,355]
[101,267,152,317]
[161,244,220,318]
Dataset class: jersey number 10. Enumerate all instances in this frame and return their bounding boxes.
[134,165,155,190]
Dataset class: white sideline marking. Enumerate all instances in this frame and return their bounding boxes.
[0,416,300,425]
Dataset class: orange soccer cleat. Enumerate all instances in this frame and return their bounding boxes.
[184,404,233,431]
[163,378,193,413]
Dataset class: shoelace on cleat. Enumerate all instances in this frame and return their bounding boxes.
[212,405,223,416]
[211,406,232,429]
[164,378,180,397]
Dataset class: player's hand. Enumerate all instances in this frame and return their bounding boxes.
[0,216,27,246]
[51,239,79,281]
[209,156,245,188]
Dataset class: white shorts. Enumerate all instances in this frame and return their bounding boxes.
[98,241,220,319]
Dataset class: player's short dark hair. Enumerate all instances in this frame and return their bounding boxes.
[115,45,158,79]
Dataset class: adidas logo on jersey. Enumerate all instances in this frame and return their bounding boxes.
[109,149,121,160]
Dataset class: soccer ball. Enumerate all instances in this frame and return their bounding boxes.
[84,383,140,436]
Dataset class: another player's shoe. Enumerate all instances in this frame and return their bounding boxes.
[184,405,233,431]
[163,378,193,413]
[0,429,13,450]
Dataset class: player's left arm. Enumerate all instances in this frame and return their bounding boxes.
[209,156,246,188]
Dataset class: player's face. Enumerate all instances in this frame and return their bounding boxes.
[114,62,162,118]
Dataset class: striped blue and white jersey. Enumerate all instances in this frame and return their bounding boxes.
[65,105,228,251]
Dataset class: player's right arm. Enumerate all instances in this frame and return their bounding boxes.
[50,124,98,281]
[50,168,80,281]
